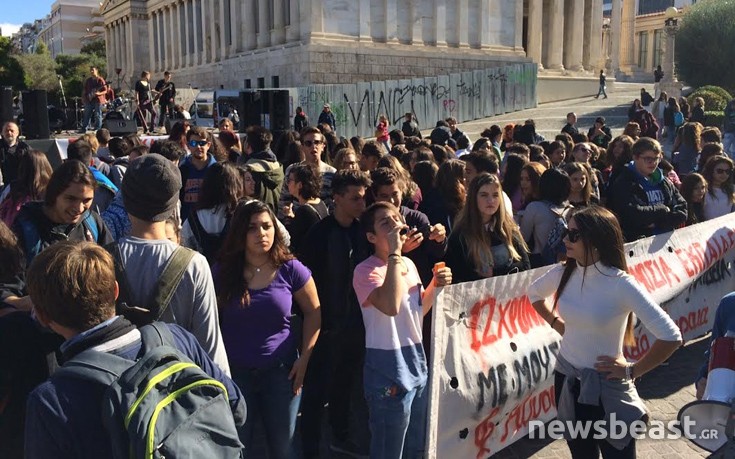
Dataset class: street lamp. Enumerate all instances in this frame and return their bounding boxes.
[660,7,682,99]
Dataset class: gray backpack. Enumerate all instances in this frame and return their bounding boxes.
[55,323,243,459]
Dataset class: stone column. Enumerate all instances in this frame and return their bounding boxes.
[527,0,543,67]
[257,0,270,48]
[201,0,209,63]
[397,0,411,44]
[411,0,422,45]
[563,0,583,71]
[184,0,191,67]
[121,18,128,73]
[193,0,201,64]
[385,0,397,43]
[174,2,182,69]
[243,0,256,49]
[609,0,621,73]
[619,0,635,70]
[115,22,122,72]
[583,0,604,71]
[218,0,227,59]
[434,0,446,46]
[209,0,217,60]
[287,0,300,41]
[456,0,468,47]
[228,0,239,54]
[157,12,165,70]
[358,0,371,41]
[147,18,156,72]
[547,0,565,70]
[271,0,285,45]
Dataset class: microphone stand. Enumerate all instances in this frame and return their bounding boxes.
[57,75,67,109]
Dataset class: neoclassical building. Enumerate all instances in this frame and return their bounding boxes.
[102,0,608,90]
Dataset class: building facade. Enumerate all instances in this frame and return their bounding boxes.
[102,0,606,91]
[37,0,105,58]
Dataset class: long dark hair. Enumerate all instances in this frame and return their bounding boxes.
[215,200,291,308]
[0,220,23,280]
[680,173,707,225]
[502,154,527,198]
[436,159,466,219]
[552,206,635,347]
[11,150,52,202]
[196,162,243,215]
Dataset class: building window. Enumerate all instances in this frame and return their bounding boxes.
[637,31,649,69]
[245,79,252,88]
[257,77,265,88]
[224,0,232,46]
[284,0,290,26]
[268,0,274,30]
[254,0,259,33]
[653,29,664,68]
[271,76,279,88]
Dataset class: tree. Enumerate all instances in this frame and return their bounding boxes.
[15,41,57,92]
[55,52,107,104]
[0,36,26,90]
[80,40,106,59]
[675,0,735,93]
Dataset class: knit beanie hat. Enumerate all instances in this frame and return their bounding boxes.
[122,154,181,222]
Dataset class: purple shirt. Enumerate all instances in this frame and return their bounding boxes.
[219,259,311,369]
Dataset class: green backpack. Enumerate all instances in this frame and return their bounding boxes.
[54,323,243,458]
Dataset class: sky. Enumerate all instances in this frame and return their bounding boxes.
[1,0,55,36]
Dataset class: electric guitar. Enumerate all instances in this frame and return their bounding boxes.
[153,82,174,103]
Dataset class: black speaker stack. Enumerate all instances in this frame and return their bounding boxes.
[22,90,51,140]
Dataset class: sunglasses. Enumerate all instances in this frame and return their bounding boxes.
[565,228,583,243]
[715,168,732,175]
[188,140,208,147]
[302,139,324,147]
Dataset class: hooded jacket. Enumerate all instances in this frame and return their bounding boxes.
[240,149,284,214]
[607,162,687,242]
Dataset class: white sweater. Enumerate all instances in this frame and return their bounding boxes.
[528,262,681,370]
[703,188,735,221]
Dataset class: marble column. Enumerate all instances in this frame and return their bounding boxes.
[200,0,209,63]
[286,0,300,41]
[272,0,285,45]
[410,0,422,45]
[563,0,583,71]
[385,0,397,43]
[157,12,165,70]
[193,0,201,64]
[527,0,543,67]
[184,0,191,67]
[397,0,411,44]
[609,0,621,73]
[209,0,217,61]
[172,4,180,68]
[106,25,114,73]
[228,0,239,54]
[434,0,446,46]
[589,0,604,71]
[218,0,227,59]
[257,0,270,48]
[455,0,468,47]
[243,0,256,49]
[115,22,122,72]
[358,0,371,41]
[148,18,155,72]
[547,0,565,70]
[619,0,635,70]
[121,19,127,73]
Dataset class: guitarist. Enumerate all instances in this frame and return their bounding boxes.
[79,67,107,133]
[155,71,176,130]
[134,71,156,134]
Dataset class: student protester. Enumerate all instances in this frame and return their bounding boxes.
[283,163,330,254]
[294,107,309,133]
[570,143,603,199]
[701,156,735,220]
[520,168,572,268]
[240,125,284,213]
[561,112,579,137]
[219,130,243,163]
[66,140,118,213]
[298,170,372,459]
[564,162,599,208]
[168,120,191,150]
[545,140,567,169]
[216,200,321,459]
[12,160,112,264]
[377,154,421,210]
[375,114,391,154]
[23,241,246,458]
[419,159,465,233]
[360,141,384,172]
[180,126,217,220]
[95,128,111,161]
[115,154,231,374]
[333,147,360,171]
[401,113,422,138]
[698,143,726,173]
[690,97,706,125]
[696,291,735,399]
[501,154,528,214]
[672,122,701,175]
[520,162,546,208]
[607,138,688,242]
[353,201,452,459]
[445,173,530,283]
[604,135,635,187]
[587,117,612,150]
[0,150,52,226]
[106,136,133,188]
[680,173,707,226]
[529,206,682,459]
[462,151,514,219]
[180,162,243,262]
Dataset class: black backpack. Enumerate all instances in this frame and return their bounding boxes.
[188,209,231,264]
[106,243,196,327]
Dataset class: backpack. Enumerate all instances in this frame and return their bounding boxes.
[106,243,196,327]
[188,209,231,264]
[541,203,571,266]
[17,210,100,265]
[54,322,243,459]
[0,195,30,227]
[674,111,685,127]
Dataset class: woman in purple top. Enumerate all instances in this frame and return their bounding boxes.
[215,200,321,459]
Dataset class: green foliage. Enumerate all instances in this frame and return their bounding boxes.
[0,36,26,90]
[687,89,729,112]
[696,86,732,102]
[80,40,106,58]
[704,111,725,128]
[676,0,735,91]
[15,42,57,92]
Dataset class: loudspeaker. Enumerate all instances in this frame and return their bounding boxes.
[22,90,50,140]
[1,87,13,125]
[268,90,290,131]
[103,118,138,136]
[239,90,262,133]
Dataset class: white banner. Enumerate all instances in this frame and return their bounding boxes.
[427,214,735,458]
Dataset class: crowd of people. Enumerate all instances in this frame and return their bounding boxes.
[0,89,733,459]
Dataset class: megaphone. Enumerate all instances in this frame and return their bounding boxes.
[678,336,735,453]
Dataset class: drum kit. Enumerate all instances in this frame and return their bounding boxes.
[679,335,735,456]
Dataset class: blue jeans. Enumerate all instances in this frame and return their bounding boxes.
[82,101,102,130]
[364,380,427,459]
[724,133,735,159]
[231,351,301,459]
[596,84,607,98]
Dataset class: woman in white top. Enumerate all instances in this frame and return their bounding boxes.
[701,155,735,221]
[529,206,682,459]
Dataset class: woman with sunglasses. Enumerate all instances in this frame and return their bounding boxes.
[215,200,321,459]
[606,138,687,242]
[529,206,682,459]
[701,156,735,220]
[446,173,529,283]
